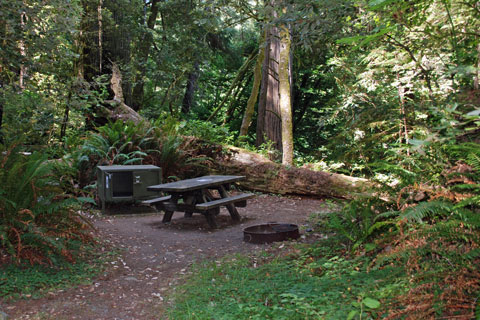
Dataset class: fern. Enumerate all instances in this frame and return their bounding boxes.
[467,153,480,171]
[374,210,401,221]
[325,199,393,251]
[400,201,453,223]
[444,142,480,159]
[0,143,92,264]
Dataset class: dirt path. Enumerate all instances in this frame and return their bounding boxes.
[3,195,324,320]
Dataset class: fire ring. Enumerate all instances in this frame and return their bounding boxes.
[243,223,300,244]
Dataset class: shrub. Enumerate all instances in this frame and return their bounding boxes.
[0,142,93,265]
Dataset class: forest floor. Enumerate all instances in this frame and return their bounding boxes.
[2,194,325,320]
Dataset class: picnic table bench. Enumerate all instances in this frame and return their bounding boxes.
[145,175,254,228]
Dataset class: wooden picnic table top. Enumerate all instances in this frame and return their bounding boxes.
[146,175,245,193]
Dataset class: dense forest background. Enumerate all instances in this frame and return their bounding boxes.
[1,0,480,318]
[2,0,478,169]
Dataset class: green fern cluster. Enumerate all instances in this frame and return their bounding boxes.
[0,143,93,265]
[75,118,210,184]
[325,198,395,251]
[78,120,157,167]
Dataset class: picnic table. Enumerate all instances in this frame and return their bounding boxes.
[145,175,254,228]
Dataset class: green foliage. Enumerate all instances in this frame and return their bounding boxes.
[0,247,104,300]
[323,199,395,251]
[76,119,210,183]
[167,242,405,320]
[179,119,234,144]
[79,120,155,167]
[0,142,93,264]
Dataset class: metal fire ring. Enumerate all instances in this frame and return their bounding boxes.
[243,223,300,244]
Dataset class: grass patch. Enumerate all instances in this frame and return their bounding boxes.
[0,245,118,300]
[167,239,408,320]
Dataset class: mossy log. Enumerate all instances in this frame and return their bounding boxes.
[211,146,374,199]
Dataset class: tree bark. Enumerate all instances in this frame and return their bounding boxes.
[264,24,282,152]
[99,62,143,124]
[475,42,480,90]
[60,88,72,140]
[211,146,374,199]
[19,9,26,89]
[279,25,293,165]
[0,85,3,143]
[181,62,200,114]
[256,35,269,146]
[240,34,265,136]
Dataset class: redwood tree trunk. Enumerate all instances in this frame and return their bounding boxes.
[256,33,269,147]
[256,25,282,154]
[263,24,282,152]
[279,24,293,165]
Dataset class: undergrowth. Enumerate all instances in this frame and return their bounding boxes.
[167,239,407,320]
[0,245,114,300]
[76,119,211,185]
[168,141,480,319]
[0,142,94,265]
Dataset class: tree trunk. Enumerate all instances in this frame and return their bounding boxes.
[240,33,265,136]
[264,24,282,153]
[279,25,293,165]
[19,9,26,89]
[60,88,72,140]
[206,51,256,121]
[105,63,143,124]
[181,62,200,114]
[79,0,102,82]
[211,146,374,199]
[256,35,269,146]
[225,74,251,125]
[0,85,3,143]
[475,42,480,90]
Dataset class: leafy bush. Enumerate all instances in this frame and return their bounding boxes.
[323,199,395,252]
[75,119,211,184]
[78,120,156,167]
[178,119,234,144]
[0,143,93,265]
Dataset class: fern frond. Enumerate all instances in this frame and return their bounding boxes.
[375,210,401,221]
[455,195,480,209]
[453,207,480,229]
[450,184,480,192]
[400,201,453,223]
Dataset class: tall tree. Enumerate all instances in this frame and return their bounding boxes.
[278,23,293,165]
[256,20,282,153]
[254,2,294,164]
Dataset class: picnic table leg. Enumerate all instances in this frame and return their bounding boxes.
[205,209,218,228]
[184,195,195,218]
[162,210,174,223]
[162,194,178,223]
[218,185,241,221]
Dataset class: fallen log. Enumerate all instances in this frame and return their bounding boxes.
[210,146,375,199]
[104,63,143,124]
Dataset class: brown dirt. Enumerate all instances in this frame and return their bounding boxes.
[1,194,325,320]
